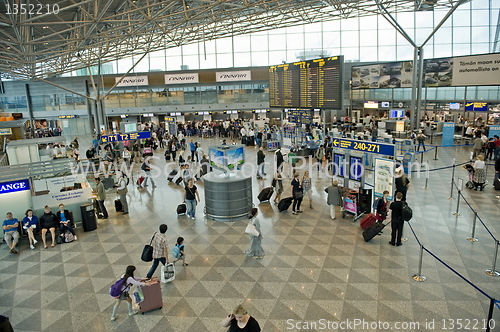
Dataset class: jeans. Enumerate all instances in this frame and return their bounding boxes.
[256,138,260,147]
[120,193,128,213]
[417,141,425,152]
[292,196,303,212]
[60,223,76,236]
[258,163,265,177]
[147,257,166,279]
[143,171,156,187]
[186,199,196,218]
[98,199,108,218]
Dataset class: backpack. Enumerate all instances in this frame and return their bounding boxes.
[372,198,381,210]
[109,279,125,298]
[402,202,412,221]
[171,244,182,259]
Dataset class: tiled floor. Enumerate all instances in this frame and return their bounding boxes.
[1,135,499,332]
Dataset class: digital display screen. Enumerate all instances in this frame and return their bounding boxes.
[364,101,378,109]
[269,56,343,109]
[334,153,344,177]
[226,147,244,170]
[350,156,362,181]
[209,148,225,170]
[449,102,460,110]
[389,109,405,118]
[124,123,137,133]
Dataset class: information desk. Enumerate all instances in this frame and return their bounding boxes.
[204,173,253,221]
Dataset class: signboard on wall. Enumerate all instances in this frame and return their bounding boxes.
[465,102,488,112]
[58,115,79,119]
[115,76,149,87]
[452,53,500,86]
[374,158,395,201]
[164,73,199,84]
[489,125,500,139]
[0,179,30,195]
[442,123,455,147]
[352,61,413,89]
[0,128,12,135]
[216,71,251,82]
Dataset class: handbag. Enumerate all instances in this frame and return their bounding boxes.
[294,188,304,199]
[141,232,156,262]
[133,286,144,304]
[271,178,277,187]
[245,219,260,237]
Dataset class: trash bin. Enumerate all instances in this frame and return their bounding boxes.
[80,203,97,232]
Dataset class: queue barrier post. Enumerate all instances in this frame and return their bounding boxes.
[448,161,455,200]
[453,189,461,216]
[433,146,438,160]
[412,244,427,282]
[423,172,429,190]
[467,212,478,242]
[485,240,500,277]
[486,298,495,332]
[420,151,424,164]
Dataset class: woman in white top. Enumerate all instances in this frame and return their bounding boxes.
[111,265,156,321]
[473,155,486,191]
[122,147,131,166]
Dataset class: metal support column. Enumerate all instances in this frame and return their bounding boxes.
[416,47,424,127]
[24,84,34,133]
[85,80,97,134]
[410,47,418,130]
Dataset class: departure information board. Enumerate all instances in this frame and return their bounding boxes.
[269,56,343,109]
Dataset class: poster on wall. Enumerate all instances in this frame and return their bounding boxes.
[452,53,500,86]
[374,158,395,201]
[442,123,455,147]
[351,61,413,90]
[489,125,500,139]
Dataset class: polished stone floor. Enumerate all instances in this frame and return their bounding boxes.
[1,135,499,332]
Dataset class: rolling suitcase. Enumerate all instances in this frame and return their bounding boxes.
[114,199,123,212]
[136,176,145,186]
[140,282,162,314]
[494,178,500,191]
[360,213,377,230]
[167,170,178,182]
[362,222,386,242]
[278,197,293,212]
[175,176,183,186]
[258,187,274,202]
[177,203,187,215]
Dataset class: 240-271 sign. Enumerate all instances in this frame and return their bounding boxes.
[332,138,395,156]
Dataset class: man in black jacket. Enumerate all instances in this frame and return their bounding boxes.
[257,147,265,179]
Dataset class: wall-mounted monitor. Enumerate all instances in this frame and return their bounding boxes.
[449,102,460,110]
[124,123,137,133]
[380,101,390,108]
[364,101,378,109]
[334,153,344,177]
[349,156,362,181]
[175,112,182,116]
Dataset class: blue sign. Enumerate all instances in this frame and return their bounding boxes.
[0,179,30,195]
[332,138,395,156]
[58,115,79,119]
[288,109,313,125]
[465,102,488,112]
[101,131,151,143]
[442,123,455,147]
[489,125,500,139]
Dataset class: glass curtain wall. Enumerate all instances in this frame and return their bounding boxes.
[64,1,498,75]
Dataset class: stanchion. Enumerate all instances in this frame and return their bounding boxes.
[486,298,495,332]
[453,189,461,216]
[448,161,455,200]
[422,174,429,190]
[420,151,424,164]
[485,240,500,277]
[433,146,438,160]
[467,212,479,242]
[413,245,426,282]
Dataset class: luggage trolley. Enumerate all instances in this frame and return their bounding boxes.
[342,193,364,222]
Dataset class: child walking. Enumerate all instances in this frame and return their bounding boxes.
[172,237,188,266]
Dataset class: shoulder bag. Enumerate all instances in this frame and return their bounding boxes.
[141,232,156,262]
[245,218,260,237]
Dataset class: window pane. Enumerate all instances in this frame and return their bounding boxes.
[304,22,322,33]
[360,46,377,62]
[305,32,322,49]
[341,17,359,30]
[182,43,198,56]
[472,27,490,43]
[342,47,359,62]
[251,52,268,66]
[166,56,181,71]
[453,27,471,44]
[453,43,470,57]
[341,31,358,48]
[150,57,166,72]
[166,46,181,57]
[234,53,251,67]
[134,55,149,73]
[269,51,286,66]
[360,30,378,47]
[117,57,133,74]
[287,33,303,50]
[323,20,340,31]
[472,9,490,26]
[378,46,396,61]
[415,11,433,28]
[269,33,286,51]
[233,35,251,52]
[397,45,414,61]
[452,10,470,27]
[434,44,451,58]
[378,30,395,46]
[323,31,340,49]
[360,16,377,30]
[199,53,215,69]
[217,53,233,68]
[396,12,414,30]
[216,37,232,53]
[184,54,199,70]
[251,34,268,50]
[433,27,451,44]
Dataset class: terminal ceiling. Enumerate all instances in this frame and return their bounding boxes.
[0,0,465,80]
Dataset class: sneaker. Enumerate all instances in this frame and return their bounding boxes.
[30,245,35,250]
[111,316,116,321]
[183,263,189,266]
[191,216,195,220]
[122,212,129,215]
[129,310,139,316]
[152,185,157,188]
[33,239,38,245]
[74,236,77,240]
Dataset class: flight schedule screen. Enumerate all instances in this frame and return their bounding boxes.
[269,56,343,109]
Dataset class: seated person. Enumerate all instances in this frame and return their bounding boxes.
[40,205,58,248]
[23,209,39,250]
[56,204,77,241]
[3,212,20,254]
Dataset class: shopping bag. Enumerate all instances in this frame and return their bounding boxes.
[133,286,144,304]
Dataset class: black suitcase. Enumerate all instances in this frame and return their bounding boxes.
[175,177,183,185]
[165,154,171,162]
[494,178,500,191]
[362,222,387,242]
[258,187,274,202]
[167,170,178,182]
[115,199,123,212]
[177,204,186,215]
[278,197,293,212]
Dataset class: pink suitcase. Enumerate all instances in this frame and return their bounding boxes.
[140,282,162,314]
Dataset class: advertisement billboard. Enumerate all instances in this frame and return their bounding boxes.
[352,61,413,90]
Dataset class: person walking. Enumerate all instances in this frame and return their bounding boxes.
[172,237,188,266]
[184,179,200,220]
[326,180,345,220]
[291,172,303,215]
[301,171,313,209]
[111,265,156,321]
[189,139,196,161]
[245,208,264,258]
[146,224,169,279]
[388,192,404,246]
[141,160,156,188]
[273,173,283,205]
[221,305,261,331]
[315,145,324,172]
[473,134,483,159]
[94,177,108,219]
[116,172,129,215]
[257,147,265,179]
[275,148,284,175]
[416,131,427,152]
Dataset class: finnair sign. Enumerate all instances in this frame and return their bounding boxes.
[0,179,30,195]
[164,73,199,84]
[115,76,149,87]
[216,71,251,82]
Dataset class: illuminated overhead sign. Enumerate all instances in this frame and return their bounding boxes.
[58,115,79,119]
[101,131,151,143]
[332,138,395,156]
[465,102,488,112]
